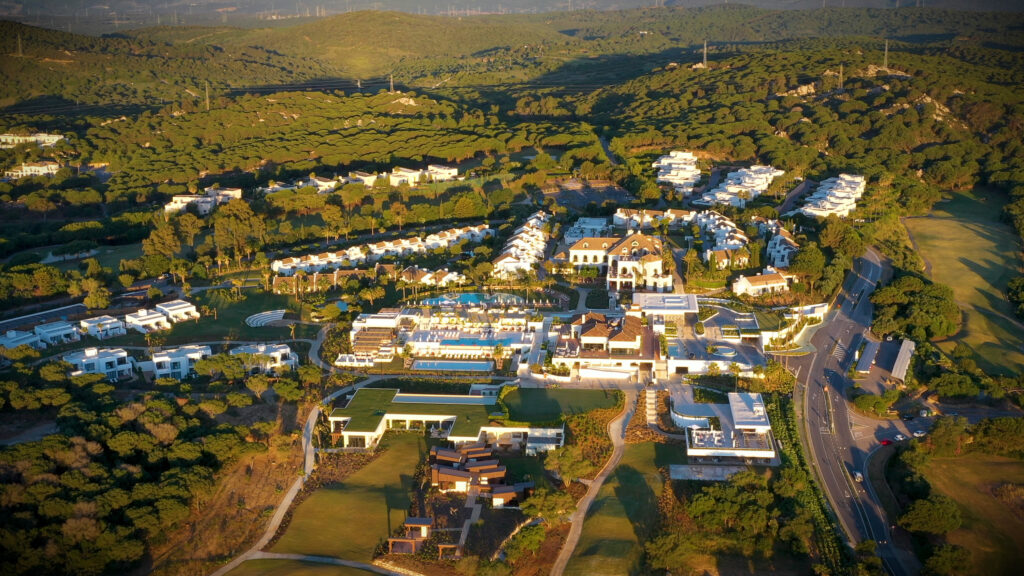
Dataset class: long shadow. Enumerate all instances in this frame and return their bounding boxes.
[611,464,659,544]
[0,94,155,119]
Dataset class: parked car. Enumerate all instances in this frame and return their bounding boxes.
[854,471,864,483]
[895,434,906,442]
[913,430,926,438]
[880,439,893,446]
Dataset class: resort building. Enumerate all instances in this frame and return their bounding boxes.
[675,392,777,463]
[155,300,200,323]
[5,161,60,179]
[427,165,459,181]
[400,266,466,287]
[551,313,658,379]
[163,186,242,215]
[492,212,550,279]
[0,330,42,350]
[613,208,693,230]
[327,388,565,454]
[80,316,127,340]
[797,174,865,219]
[125,309,172,333]
[696,165,784,208]
[567,233,673,292]
[732,270,790,297]
[64,347,134,381]
[406,329,535,359]
[33,321,81,346]
[563,217,611,245]
[626,292,699,334]
[0,133,64,148]
[652,150,702,195]
[346,171,380,187]
[230,343,298,374]
[764,225,799,268]
[151,345,211,380]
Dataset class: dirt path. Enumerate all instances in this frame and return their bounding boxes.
[549,389,638,576]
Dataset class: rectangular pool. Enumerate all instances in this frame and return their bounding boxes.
[411,360,494,372]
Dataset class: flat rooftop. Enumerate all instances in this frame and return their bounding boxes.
[329,388,497,437]
[631,292,699,314]
[728,392,771,431]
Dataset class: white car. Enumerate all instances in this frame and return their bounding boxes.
[894,434,906,442]
[913,430,926,438]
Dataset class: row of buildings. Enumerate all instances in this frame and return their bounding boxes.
[0,300,200,351]
[0,132,64,148]
[796,174,866,219]
[271,224,493,275]
[4,160,61,179]
[652,150,702,196]
[62,342,298,382]
[696,165,785,208]
[492,211,550,279]
[163,186,243,215]
[258,165,461,195]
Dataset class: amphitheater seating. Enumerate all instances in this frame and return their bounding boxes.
[245,310,286,327]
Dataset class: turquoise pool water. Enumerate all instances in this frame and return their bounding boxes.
[421,292,525,306]
[668,344,682,357]
[411,360,494,372]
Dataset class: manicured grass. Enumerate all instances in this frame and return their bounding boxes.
[271,433,426,563]
[921,454,1024,576]
[565,442,687,576]
[503,388,620,422]
[52,242,143,273]
[904,189,1024,375]
[227,559,375,576]
[754,309,786,331]
[330,387,494,437]
[503,455,550,488]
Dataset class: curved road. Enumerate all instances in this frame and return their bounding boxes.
[549,389,637,576]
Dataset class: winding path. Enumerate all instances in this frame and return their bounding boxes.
[549,389,638,576]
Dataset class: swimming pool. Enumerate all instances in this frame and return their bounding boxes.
[421,292,525,307]
[411,360,494,372]
[667,344,682,357]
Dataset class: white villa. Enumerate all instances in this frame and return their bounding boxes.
[34,321,80,346]
[652,150,702,195]
[427,165,459,181]
[626,292,700,334]
[125,309,172,333]
[64,347,134,381]
[797,174,866,219]
[155,300,200,323]
[757,218,799,269]
[5,161,60,179]
[677,392,777,463]
[230,343,298,374]
[389,167,426,187]
[152,345,211,380]
[347,171,380,187]
[0,330,42,350]
[567,233,673,292]
[695,211,750,269]
[492,212,549,279]
[697,165,784,208]
[163,186,242,215]
[80,316,127,340]
[0,133,64,148]
[732,270,790,297]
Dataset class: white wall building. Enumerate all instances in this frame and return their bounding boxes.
[389,167,427,187]
[64,347,134,381]
[797,174,866,219]
[152,345,211,380]
[679,392,776,462]
[0,133,64,148]
[80,316,127,340]
[164,186,242,215]
[230,343,298,374]
[696,165,784,208]
[347,171,380,187]
[492,212,549,279]
[5,161,60,179]
[652,150,702,195]
[0,330,42,350]
[732,270,790,297]
[156,300,200,323]
[427,165,459,181]
[125,309,171,333]
[34,321,80,346]
[563,217,610,245]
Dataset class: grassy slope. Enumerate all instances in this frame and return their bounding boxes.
[903,189,1024,375]
[227,559,374,576]
[503,388,620,422]
[922,454,1024,576]
[270,433,426,562]
[565,442,686,576]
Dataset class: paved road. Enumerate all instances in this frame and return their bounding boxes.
[550,389,637,576]
[776,179,815,215]
[784,248,919,576]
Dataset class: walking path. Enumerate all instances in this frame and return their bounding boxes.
[245,551,400,575]
[549,389,638,576]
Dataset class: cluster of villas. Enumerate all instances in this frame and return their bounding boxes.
[271,224,493,275]
[257,165,461,195]
[399,266,466,287]
[4,160,61,179]
[0,132,64,148]
[163,186,243,215]
[652,150,702,195]
[0,300,200,352]
[696,165,785,208]
[794,174,866,219]
[611,207,692,230]
[492,211,550,279]
[60,342,298,382]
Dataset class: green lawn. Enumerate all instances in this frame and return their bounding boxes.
[922,454,1024,576]
[565,442,687,576]
[503,455,550,488]
[270,433,426,562]
[51,242,143,273]
[502,388,620,422]
[227,559,375,576]
[904,189,1024,375]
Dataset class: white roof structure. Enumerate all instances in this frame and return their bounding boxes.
[728,392,771,433]
[797,174,865,219]
[629,293,699,316]
[652,150,701,193]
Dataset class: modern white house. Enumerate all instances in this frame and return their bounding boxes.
[427,165,459,181]
[732,270,790,297]
[80,316,127,340]
[163,186,242,215]
[696,165,784,208]
[0,330,42,350]
[303,175,338,193]
[230,343,298,374]
[5,161,61,179]
[563,217,611,244]
[652,150,702,195]
[389,167,426,187]
[151,345,212,380]
[613,208,693,230]
[125,309,172,333]
[34,321,81,346]
[492,212,550,279]
[347,171,380,187]
[676,392,777,463]
[64,347,134,381]
[797,174,866,219]
[156,300,200,323]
